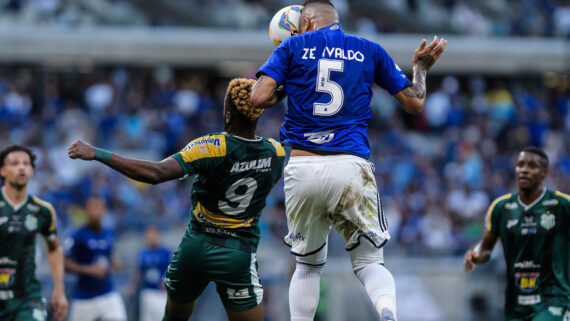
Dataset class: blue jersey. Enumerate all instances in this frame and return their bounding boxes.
[138,247,171,290]
[258,23,411,159]
[65,226,115,299]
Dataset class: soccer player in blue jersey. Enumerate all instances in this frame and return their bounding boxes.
[68,78,286,321]
[134,226,171,321]
[64,196,127,321]
[250,1,447,320]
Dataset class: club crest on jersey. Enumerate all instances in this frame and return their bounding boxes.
[0,201,5,208]
[27,204,39,212]
[24,215,38,231]
[540,212,555,230]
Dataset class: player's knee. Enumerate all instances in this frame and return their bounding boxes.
[296,244,328,266]
[163,296,195,321]
[349,239,384,273]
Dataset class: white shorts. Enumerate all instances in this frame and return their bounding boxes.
[140,289,167,321]
[68,291,127,321]
[283,154,390,257]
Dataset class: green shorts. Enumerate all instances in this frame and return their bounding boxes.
[506,307,569,321]
[0,297,46,321]
[164,232,263,312]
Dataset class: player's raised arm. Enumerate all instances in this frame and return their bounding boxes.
[67,140,183,185]
[394,36,447,115]
[463,229,499,273]
[250,75,287,109]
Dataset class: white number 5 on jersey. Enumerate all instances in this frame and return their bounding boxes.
[314,59,344,116]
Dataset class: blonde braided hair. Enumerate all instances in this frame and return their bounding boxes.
[227,78,263,121]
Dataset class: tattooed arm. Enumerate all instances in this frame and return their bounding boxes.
[394,36,447,115]
[250,75,287,109]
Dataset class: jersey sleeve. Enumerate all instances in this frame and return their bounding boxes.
[63,230,80,258]
[171,134,227,177]
[373,44,412,95]
[33,196,58,241]
[256,38,292,85]
[555,191,570,234]
[268,138,286,184]
[485,194,511,234]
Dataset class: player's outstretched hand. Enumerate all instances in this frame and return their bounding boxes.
[413,35,447,71]
[68,140,95,160]
[51,289,68,321]
[463,250,479,273]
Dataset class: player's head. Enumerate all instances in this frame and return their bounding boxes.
[0,145,36,190]
[300,0,339,33]
[516,146,549,192]
[85,196,106,227]
[144,225,161,248]
[223,78,262,133]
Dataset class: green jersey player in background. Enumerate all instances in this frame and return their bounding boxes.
[0,145,68,321]
[464,146,570,321]
[67,78,285,321]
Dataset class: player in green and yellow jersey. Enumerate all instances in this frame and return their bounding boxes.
[67,78,285,321]
[464,146,570,321]
[0,145,68,321]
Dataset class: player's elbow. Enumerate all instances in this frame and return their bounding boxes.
[249,92,267,109]
[404,99,424,115]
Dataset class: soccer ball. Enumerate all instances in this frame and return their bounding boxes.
[268,5,303,47]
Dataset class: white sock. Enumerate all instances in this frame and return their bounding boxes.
[355,264,397,319]
[289,262,324,321]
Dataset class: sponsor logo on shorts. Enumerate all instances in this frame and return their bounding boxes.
[540,212,555,230]
[287,232,305,242]
[163,277,173,291]
[518,294,540,305]
[227,288,251,299]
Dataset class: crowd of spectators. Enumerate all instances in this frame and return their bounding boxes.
[1,0,569,37]
[1,65,568,258]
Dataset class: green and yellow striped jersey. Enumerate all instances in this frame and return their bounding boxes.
[0,189,57,301]
[485,188,570,318]
[172,133,285,253]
